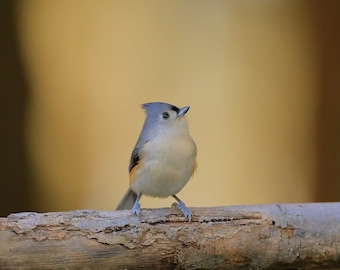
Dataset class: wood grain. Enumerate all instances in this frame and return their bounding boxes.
[0,203,339,269]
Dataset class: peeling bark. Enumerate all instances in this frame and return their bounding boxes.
[0,203,339,269]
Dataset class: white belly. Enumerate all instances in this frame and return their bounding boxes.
[130,134,196,198]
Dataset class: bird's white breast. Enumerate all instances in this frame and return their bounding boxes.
[130,131,196,198]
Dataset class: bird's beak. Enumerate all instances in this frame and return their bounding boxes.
[177,106,190,118]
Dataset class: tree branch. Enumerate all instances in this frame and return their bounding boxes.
[0,203,339,269]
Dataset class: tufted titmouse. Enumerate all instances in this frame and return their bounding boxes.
[116,102,197,221]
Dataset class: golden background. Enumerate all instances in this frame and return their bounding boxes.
[1,1,339,215]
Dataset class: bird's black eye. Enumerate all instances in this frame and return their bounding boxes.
[162,112,169,119]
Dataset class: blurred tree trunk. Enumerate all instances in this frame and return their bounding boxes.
[310,1,340,201]
[0,1,31,216]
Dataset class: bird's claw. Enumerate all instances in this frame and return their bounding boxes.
[132,200,141,216]
[172,201,192,222]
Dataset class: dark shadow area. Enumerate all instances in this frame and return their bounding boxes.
[309,1,340,201]
[0,1,32,216]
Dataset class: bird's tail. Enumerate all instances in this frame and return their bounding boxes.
[116,188,138,210]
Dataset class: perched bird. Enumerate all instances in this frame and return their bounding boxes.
[116,102,197,221]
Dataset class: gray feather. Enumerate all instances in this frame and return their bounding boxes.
[116,188,138,210]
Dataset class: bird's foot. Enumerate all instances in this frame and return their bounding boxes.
[172,201,192,222]
[132,200,141,216]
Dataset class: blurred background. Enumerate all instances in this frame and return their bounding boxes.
[1,0,339,216]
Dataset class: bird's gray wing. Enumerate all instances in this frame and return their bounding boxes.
[128,129,149,172]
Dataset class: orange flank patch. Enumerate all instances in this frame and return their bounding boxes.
[129,161,142,185]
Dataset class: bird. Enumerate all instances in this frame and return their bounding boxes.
[116,102,197,221]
